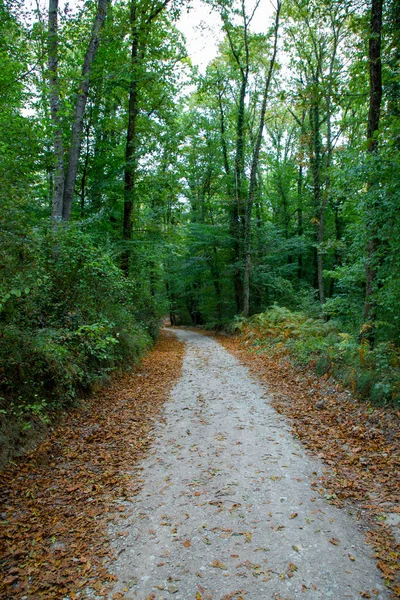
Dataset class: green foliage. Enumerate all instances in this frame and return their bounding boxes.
[0,0,399,435]
[241,306,400,405]
[0,225,152,415]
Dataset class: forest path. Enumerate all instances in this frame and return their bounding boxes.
[109,329,388,600]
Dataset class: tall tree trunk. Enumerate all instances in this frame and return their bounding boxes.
[217,84,242,313]
[242,0,281,317]
[80,108,93,217]
[122,1,139,275]
[208,247,222,323]
[309,101,323,302]
[362,0,383,342]
[62,0,109,220]
[232,72,247,313]
[297,163,304,279]
[48,0,65,221]
[121,0,171,274]
[222,6,250,313]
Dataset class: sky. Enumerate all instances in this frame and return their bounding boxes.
[26,0,277,74]
[177,0,276,72]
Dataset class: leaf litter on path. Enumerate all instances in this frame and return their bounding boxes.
[0,330,184,599]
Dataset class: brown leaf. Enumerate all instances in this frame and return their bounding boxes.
[329,537,340,546]
[211,559,227,570]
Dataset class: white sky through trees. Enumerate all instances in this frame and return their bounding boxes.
[178,0,276,72]
[26,0,276,73]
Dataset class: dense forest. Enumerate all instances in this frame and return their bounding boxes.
[1,0,399,428]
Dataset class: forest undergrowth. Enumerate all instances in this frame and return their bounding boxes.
[214,327,400,597]
[237,307,400,406]
[0,330,184,600]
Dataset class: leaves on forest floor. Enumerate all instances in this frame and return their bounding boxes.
[0,330,185,600]
[216,333,400,598]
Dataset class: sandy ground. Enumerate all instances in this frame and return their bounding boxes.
[109,329,389,600]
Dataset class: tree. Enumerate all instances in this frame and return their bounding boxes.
[361,0,383,342]
[48,0,109,221]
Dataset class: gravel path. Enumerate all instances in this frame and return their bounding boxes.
[109,329,388,599]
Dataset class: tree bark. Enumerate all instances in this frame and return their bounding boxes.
[62,0,109,220]
[222,5,250,313]
[362,0,383,343]
[121,2,139,275]
[216,82,241,313]
[48,0,65,221]
[242,0,281,317]
[122,0,171,274]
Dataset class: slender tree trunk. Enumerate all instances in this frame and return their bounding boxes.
[320,88,334,305]
[121,0,171,274]
[232,72,247,313]
[80,111,92,217]
[309,101,323,302]
[362,0,383,342]
[209,247,222,323]
[122,3,139,275]
[217,83,242,312]
[222,9,250,313]
[297,163,304,279]
[48,0,65,221]
[62,0,109,220]
[242,0,281,317]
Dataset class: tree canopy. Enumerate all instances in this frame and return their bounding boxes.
[1,0,399,413]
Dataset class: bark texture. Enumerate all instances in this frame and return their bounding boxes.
[242,1,281,317]
[62,0,109,220]
[48,0,65,221]
[362,0,383,342]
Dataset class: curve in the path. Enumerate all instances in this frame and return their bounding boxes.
[109,329,389,600]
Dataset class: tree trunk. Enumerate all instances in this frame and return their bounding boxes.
[48,0,65,221]
[242,0,281,317]
[297,163,304,279]
[217,82,242,313]
[122,3,139,275]
[362,0,383,342]
[80,110,92,217]
[62,0,109,220]
[121,0,171,274]
[309,101,324,303]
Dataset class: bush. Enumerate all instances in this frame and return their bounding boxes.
[239,305,400,405]
[0,224,152,418]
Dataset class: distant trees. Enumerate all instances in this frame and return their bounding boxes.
[171,0,400,349]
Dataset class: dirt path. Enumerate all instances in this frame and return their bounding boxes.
[109,329,389,600]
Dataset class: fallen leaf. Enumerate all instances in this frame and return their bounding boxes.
[329,538,340,546]
[211,560,227,570]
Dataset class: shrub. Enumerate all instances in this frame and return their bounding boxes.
[0,224,153,418]
[240,306,400,405]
